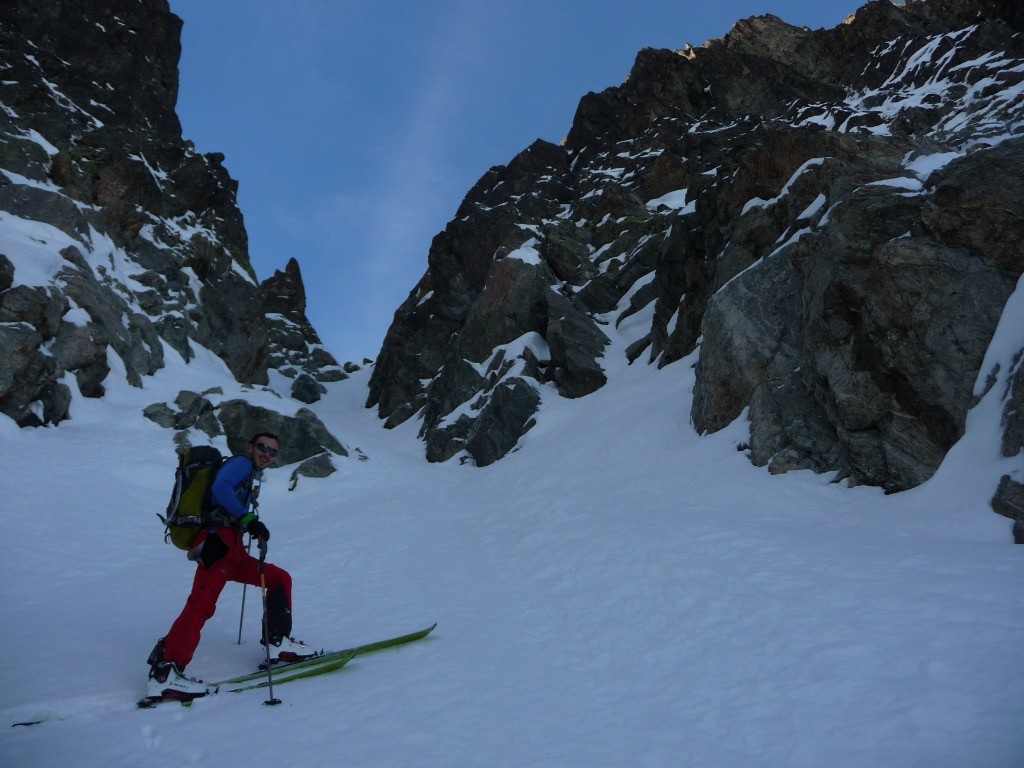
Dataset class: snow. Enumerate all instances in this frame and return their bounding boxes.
[771,227,813,254]
[38,76,104,129]
[842,23,1024,148]
[1,286,1022,767]
[865,176,923,192]
[0,211,78,287]
[741,158,826,214]
[20,128,59,156]
[126,152,169,186]
[505,239,542,265]
[230,259,258,285]
[798,110,837,130]
[905,150,962,180]
[61,306,92,327]
[468,332,551,378]
[796,193,827,221]
[645,188,694,213]
[0,168,62,195]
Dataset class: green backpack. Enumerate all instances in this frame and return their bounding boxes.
[159,446,224,550]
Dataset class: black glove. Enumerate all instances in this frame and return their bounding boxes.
[244,517,270,542]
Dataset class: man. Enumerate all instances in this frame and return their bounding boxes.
[147,432,317,701]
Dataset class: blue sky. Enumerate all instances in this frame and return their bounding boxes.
[169,0,868,363]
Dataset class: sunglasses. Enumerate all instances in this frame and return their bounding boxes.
[255,442,279,458]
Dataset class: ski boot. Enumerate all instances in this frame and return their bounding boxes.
[262,635,322,666]
[145,661,215,703]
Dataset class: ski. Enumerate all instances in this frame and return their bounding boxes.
[221,650,357,692]
[136,623,436,708]
[137,651,357,707]
[217,622,437,685]
[346,621,436,656]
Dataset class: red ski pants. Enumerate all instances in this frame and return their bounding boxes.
[163,527,292,669]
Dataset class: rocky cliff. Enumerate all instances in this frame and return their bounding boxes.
[368,0,1024,524]
[0,1,346,462]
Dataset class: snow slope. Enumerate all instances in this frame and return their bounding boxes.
[2,284,1024,768]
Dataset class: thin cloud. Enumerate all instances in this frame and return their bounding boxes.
[359,2,494,311]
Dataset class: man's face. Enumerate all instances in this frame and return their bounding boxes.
[250,437,279,470]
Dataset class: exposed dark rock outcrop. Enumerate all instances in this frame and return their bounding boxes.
[260,258,344,387]
[694,140,1022,490]
[368,0,1024,517]
[144,388,348,466]
[0,0,346,462]
[0,0,266,418]
[991,352,1024,540]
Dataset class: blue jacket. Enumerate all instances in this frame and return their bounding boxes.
[210,455,260,523]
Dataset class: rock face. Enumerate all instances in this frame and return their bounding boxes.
[992,351,1024,540]
[0,1,340,436]
[261,257,344,395]
[695,139,1022,491]
[369,0,1024,503]
[143,387,348,478]
[368,140,605,465]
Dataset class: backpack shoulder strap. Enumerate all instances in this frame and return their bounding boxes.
[205,455,259,519]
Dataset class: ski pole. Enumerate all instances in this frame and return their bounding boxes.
[239,482,260,645]
[257,537,282,706]
[238,536,252,644]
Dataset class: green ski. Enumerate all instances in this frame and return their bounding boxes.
[221,650,357,693]
[214,623,437,688]
[137,624,437,708]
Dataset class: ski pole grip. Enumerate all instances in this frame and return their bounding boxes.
[257,536,268,562]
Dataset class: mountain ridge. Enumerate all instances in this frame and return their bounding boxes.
[0,0,352,467]
[366,0,1024,531]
